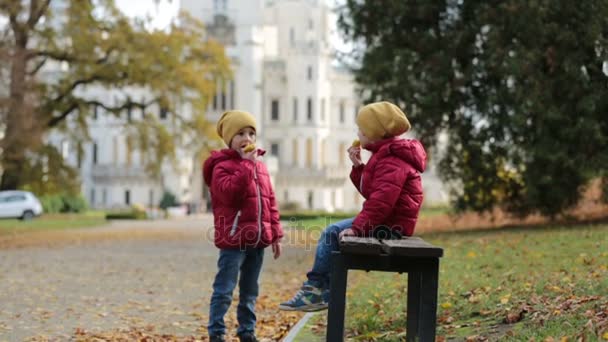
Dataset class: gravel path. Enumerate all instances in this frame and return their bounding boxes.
[0,216,311,341]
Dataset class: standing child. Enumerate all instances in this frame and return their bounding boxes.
[279,101,426,311]
[203,110,283,342]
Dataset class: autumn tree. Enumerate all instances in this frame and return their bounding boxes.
[338,0,608,217]
[0,0,229,193]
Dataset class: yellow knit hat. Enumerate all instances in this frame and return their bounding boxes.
[216,110,257,146]
[356,101,411,140]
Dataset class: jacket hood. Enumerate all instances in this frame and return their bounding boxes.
[367,138,427,173]
[203,148,266,186]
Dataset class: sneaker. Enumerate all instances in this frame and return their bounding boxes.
[209,335,225,342]
[279,285,328,312]
[238,332,258,342]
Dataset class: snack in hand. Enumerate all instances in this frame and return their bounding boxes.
[243,144,256,153]
[352,139,361,148]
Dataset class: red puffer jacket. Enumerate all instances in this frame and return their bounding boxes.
[350,137,427,236]
[203,149,283,249]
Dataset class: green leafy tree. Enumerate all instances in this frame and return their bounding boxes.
[338,0,608,216]
[0,0,229,193]
[159,190,178,210]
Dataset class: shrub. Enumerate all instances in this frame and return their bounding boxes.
[40,195,63,213]
[159,191,179,210]
[105,205,147,220]
[105,212,139,220]
[40,193,88,213]
[131,204,147,219]
[62,194,88,213]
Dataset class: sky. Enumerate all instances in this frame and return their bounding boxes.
[114,0,341,29]
[114,0,179,29]
[0,1,177,31]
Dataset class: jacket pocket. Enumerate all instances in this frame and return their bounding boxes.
[230,210,242,236]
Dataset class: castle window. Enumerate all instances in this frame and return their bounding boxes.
[271,99,279,121]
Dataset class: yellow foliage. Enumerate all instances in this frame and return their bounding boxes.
[441,302,452,309]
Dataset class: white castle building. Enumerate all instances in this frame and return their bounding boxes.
[50,0,447,212]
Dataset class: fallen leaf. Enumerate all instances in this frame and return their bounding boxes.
[504,310,525,324]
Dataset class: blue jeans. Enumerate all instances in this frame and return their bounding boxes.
[306,217,355,290]
[208,248,264,337]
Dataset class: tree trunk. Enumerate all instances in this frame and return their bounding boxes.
[0,154,22,190]
[0,32,31,191]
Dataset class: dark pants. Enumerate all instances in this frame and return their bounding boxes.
[306,218,355,289]
[208,248,264,336]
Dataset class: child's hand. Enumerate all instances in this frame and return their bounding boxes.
[339,228,356,239]
[272,241,282,259]
[347,146,362,167]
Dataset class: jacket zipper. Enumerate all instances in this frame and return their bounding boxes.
[230,210,241,236]
[253,162,263,245]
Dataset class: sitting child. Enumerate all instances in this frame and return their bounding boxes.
[279,101,426,311]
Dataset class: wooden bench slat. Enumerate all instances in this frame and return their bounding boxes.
[383,239,443,258]
[339,236,443,258]
[339,236,385,255]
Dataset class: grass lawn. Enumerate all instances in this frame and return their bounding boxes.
[0,211,107,236]
[295,223,608,341]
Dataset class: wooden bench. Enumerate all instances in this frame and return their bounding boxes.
[327,236,444,341]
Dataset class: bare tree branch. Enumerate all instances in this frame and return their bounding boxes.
[8,12,21,42]
[32,50,77,62]
[27,0,39,28]
[50,70,129,105]
[95,46,118,65]
[48,102,79,128]
[32,45,117,64]
[42,46,124,104]
[28,56,47,75]
[6,1,29,47]
[47,97,159,128]
[27,0,51,29]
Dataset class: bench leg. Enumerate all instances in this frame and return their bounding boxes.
[327,252,348,342]
[419,259,439,342]
[406,271,421,342]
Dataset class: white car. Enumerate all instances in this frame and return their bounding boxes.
[0,191,44,220]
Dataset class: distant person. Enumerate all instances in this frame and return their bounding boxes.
[203,110,283,342]
[279,101,426,311]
